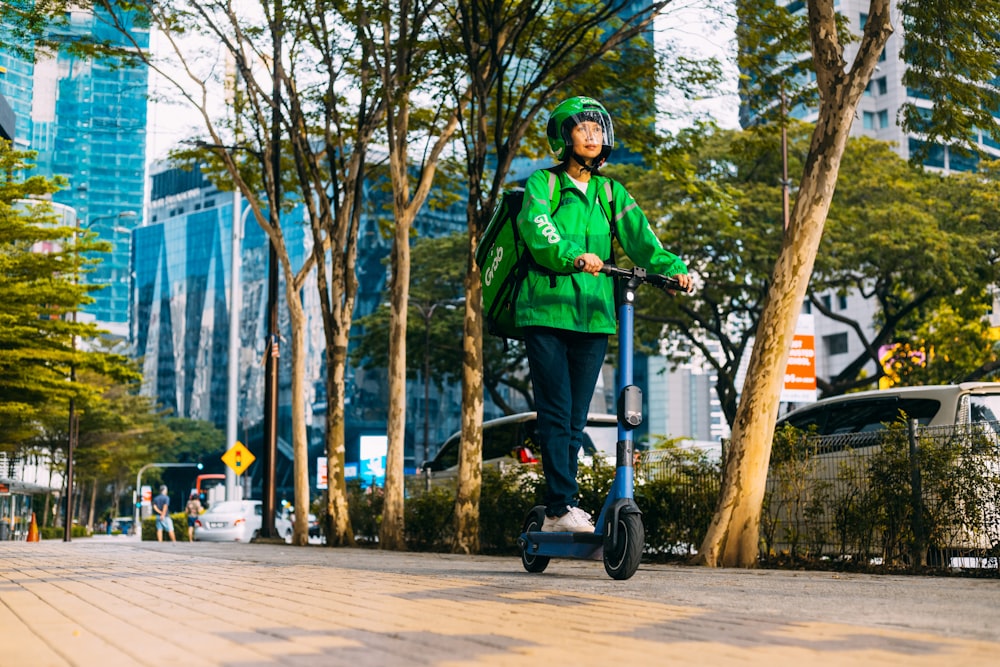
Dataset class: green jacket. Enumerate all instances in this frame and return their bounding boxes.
[515,167,688,334]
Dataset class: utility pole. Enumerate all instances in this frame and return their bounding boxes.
[780,87,790,232]
[260,0,282,539]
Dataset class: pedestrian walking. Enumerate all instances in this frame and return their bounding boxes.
[185,491,203,541]
[152,485,176,542]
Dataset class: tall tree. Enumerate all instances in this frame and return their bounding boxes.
[0,141,135,451]
[693,0,892,567]
[440,0,715,553]
[356,0,462,549]
[79,0,389,545]
[696,0,1000,567]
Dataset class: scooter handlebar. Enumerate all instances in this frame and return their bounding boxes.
[596,263,693,293]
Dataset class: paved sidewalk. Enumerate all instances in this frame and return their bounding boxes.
[1,539,998,666]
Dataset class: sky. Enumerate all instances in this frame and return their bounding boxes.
[143,2,740,170]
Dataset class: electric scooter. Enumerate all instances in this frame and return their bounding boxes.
[517,263,687,580]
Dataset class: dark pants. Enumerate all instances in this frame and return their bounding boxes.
[524,326,608,517]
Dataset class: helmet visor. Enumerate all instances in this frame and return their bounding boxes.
[562,110,614,152]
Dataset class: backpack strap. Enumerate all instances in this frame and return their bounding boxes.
[596,177,615,238]
[546,169,561,212]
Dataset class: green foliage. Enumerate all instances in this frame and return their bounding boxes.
[899,0,1000,160]
[346,480,384,545]
[140,512,191,541]
[352,454,717,558]
[815,140,1000,392]
[618,123,812,426]
[636,444,722,559]
[40,525,90,539]
[477,465,545,554]
[0,141,136,451]
[616,125,1000,424]
[764,422,1000,570]
[404,485,455,551]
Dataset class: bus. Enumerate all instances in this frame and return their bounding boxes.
[195,474,226,507]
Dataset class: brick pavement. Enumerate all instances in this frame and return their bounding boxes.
[1,538,998,666]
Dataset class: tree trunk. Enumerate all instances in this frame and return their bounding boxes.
[285,283,311,546]
[87,478,97,530]
[324,317,356,546]
[453,229,485,554]
[694,0,891,567]
[380,211,413,550]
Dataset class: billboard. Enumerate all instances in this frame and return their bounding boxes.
[781,314,817,403]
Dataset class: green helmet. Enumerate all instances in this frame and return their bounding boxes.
[546,96,615,165]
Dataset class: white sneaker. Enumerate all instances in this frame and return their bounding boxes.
[542,507,594,533]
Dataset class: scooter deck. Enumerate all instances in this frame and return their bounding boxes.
[519,530,603,560]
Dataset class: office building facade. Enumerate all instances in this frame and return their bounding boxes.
[767,0,999,171]
[0,7,149,336]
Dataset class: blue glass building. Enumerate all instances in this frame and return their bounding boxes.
[135,161,471,499]
[0,7,149,336]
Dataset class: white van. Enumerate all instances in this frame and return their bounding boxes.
[778,382,1000,435]
[766,383,1000,559]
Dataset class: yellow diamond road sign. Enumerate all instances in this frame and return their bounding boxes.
[222,441,255,476]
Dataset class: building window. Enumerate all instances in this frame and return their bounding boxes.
[878,109,890,128]
[876,77,888,95]
[824,332,849,356]
[949,148,980,172]
[821,294,832,310]
[838,294,848,310]
[803,301,812,314]
[863,112,875,129]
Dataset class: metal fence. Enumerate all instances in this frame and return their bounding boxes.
[763,420,1000,569]
[633,421,1000,570]
[0,452,21,480]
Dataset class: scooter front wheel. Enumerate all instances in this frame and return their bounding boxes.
[520,506,550,573]
[603,512,643,580]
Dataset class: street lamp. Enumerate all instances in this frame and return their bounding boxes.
[410,298,463,474]
[64,210,137,542]
[133,462,204,536]
[226,196,253,502]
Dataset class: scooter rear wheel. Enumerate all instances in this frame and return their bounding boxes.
[603,512,643,580]
[520,506,550,573]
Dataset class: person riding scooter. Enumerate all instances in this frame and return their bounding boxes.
[515,96,692,533]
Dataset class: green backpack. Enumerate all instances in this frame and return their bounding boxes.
[475,169,613,341]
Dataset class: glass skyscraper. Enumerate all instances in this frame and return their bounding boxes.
[0,6,149,336]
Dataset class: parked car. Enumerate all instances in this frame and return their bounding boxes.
[110,516,135,535]
[285,511,319,540]
[193,500,292,542]
[417,412,620,488]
